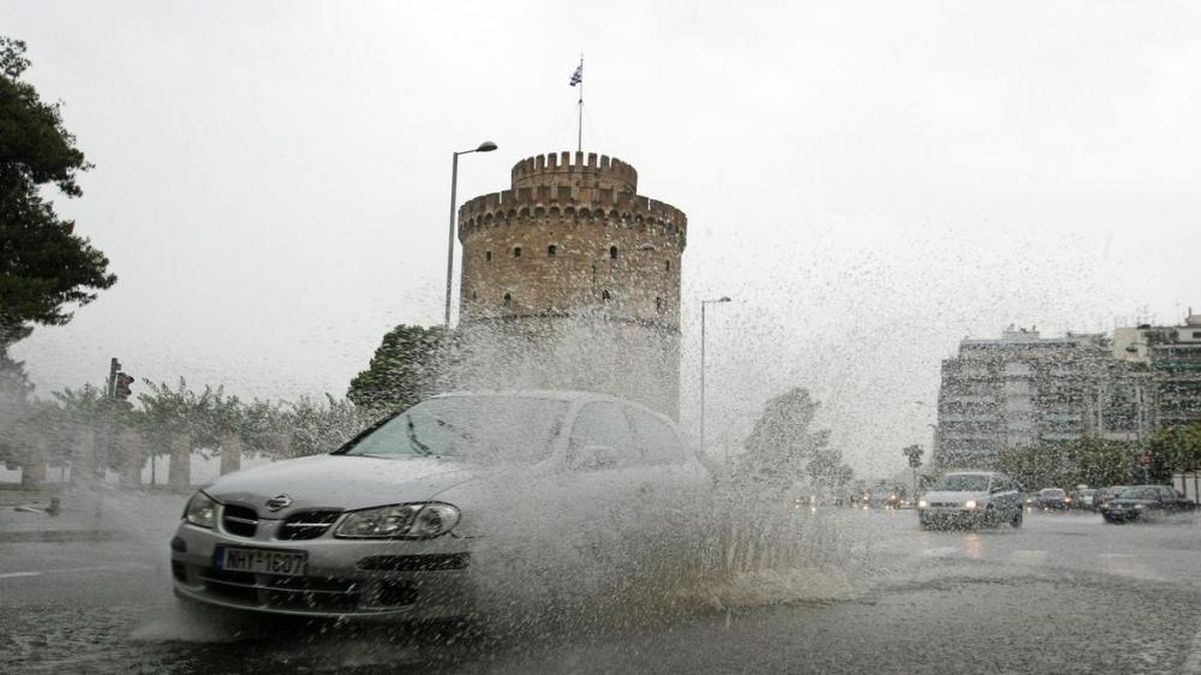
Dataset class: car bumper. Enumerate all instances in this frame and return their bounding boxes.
[170,521,475,620]
[918,508,992,527]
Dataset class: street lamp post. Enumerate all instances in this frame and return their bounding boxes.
[700,296,731,457]
[445,141,498,328]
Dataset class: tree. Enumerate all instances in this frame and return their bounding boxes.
[1066,436,1134,488]
[1148,424,1201,480]
[347,324,450,410]
[0,36,116,354]
[997,443,1074,490]
[740,387,830,490]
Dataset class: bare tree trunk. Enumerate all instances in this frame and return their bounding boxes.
[21,437,47,489]
[71,429,96,486]
[219,433,243,475]
[118,429,144,488]
[275,432,293,460]
[168,433,191,491]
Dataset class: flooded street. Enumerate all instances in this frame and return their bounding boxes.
[4,507,1200,673]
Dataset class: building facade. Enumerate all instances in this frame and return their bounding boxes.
[1112,313,1201,430]
[935,327,1148,469]
[453,151,687,417]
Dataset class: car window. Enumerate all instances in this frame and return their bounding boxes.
[625,406,686,465]
[568,402,638,468]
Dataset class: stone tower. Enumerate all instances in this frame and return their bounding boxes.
[455,150,687,417]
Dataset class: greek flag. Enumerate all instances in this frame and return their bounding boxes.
[570,64,582,86]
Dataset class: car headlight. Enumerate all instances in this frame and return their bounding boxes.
[334,502,460,539]
[184,491,216,528]
[1133,504,1144,510]
[918,499,928,508]
[964,500,978,510]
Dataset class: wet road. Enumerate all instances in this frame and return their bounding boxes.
[3,508,1200,673]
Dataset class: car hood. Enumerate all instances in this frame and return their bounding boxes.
[202,454,477,516]
[923,490,988,503]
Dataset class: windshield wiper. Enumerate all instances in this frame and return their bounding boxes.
[406,414,432,456]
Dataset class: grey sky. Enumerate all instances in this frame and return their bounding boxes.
[7,0,1200,477]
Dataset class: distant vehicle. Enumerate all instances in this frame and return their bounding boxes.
[1072,489,1097,511]
[1100,485,1197,524]
[865,487,902,509]
[916,471,1023,529]
[1035,488,1069,511]
[169,390,711,620]
[1093,486,1129,512]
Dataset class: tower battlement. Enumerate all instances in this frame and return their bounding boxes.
[454,149,686,417]
[511,151,638,193]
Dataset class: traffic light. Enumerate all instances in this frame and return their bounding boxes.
[115,372,134,401]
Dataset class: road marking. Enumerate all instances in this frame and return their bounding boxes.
[1009,549,1049,566]
[0,562,153,581]
[1182,616,1201,674]
[1099,553,1165,582]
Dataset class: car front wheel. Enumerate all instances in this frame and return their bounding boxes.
[1010,510,1022,528]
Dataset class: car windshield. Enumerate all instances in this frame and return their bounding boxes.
[1117,487,1161,500]
[932,475,990,492]
[342,396,568,462]
[1039,489,1065,497]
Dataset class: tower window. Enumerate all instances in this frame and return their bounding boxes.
[472,291,478,301]
[485,250,492,262]
[602,289,611,302]
[548,244,557,257]
[665,259,671,272]
[655,297,664,313]
[513,247,522,258]
[609,246,618,260]
[503,292,512,307]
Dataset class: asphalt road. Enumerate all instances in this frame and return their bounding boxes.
[3,507,1200,673]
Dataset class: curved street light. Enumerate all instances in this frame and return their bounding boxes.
[700,296,732,457]
[445,141,499,327]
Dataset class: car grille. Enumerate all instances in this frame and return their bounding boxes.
[358,553,471,572]
[930,502,959,508]
[221,504,259,538]
[278,510,342,541]
[196,567,362,611]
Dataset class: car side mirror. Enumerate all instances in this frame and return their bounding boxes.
[572,445,621,470]
[990,486,1004,494]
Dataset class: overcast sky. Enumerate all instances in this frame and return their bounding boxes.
[7,0,1200,477]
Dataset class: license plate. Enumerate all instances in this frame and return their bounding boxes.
[217,546,307,576]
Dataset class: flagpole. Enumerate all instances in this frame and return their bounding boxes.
[576,54,583,152]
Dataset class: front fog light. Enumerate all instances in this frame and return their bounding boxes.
[964,500,978,510]
[918,499,928,508]
[184,491,216,528]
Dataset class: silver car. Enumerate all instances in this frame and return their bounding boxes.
[917,471,1023,529]
[170,390,710,619]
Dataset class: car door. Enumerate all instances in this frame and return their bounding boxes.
[622,404,709,565]
[563,401,647,575]
[993,475,1020,515]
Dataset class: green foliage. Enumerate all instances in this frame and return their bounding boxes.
[903,444,924,469]
[1066,436,1134,488]
[0,36,115,349]
[1149,424,1201,475]
[739,387,833,490]
[805,446,854,489]
[347,324,451,411]
[997,443,1074,490]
